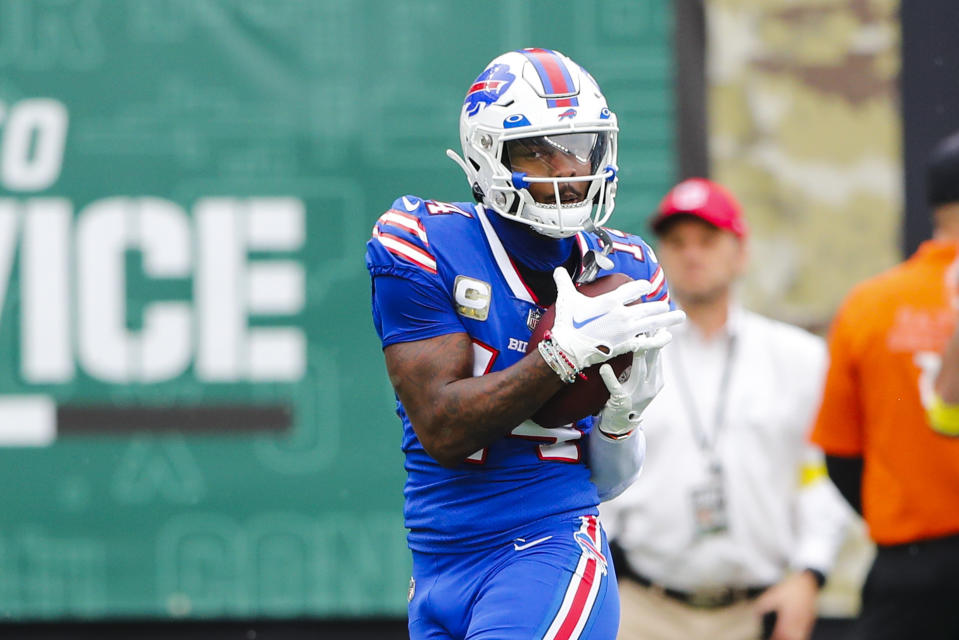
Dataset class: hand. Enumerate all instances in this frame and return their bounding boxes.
[753,571,819,640]
[548,268,685,372]
[596,333,670,436]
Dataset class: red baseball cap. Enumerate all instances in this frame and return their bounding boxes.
[649,178,749,238]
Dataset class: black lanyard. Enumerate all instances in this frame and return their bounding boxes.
[670,331,738,473]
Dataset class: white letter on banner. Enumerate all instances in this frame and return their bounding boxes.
[195,198,243,381]
[77,198,191,382]
[77,198,128,381]
[136,198,192,381]
[0,99,68,191]
[195,198,305,382]
[22,198,73,383]
[246,198,305,381]
[0,200,19,336]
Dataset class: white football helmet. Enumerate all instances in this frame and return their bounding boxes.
[447,48,619,239]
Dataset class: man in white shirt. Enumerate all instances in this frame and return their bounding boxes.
[601,178,851,640]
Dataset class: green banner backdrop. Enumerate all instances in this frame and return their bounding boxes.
[0,0,674,619]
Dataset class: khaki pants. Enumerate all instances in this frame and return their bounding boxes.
[617,577,763,640]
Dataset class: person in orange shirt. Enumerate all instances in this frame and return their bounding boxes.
[929,320,959,436]
[811,128,959,640]
[928,132,959,439]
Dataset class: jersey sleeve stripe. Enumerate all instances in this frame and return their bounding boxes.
[646,265,666,300]
[372,228,438,274]
[377,210,428,244]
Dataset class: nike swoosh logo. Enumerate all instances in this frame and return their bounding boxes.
[402,196,418,211]
[572,312,606,329]
[513,535,553,551]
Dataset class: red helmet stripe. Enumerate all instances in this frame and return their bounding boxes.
[521,48,575,96]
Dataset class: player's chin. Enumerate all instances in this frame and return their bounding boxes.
[548,195,587,207]
[536,184,586,205]
[530,191,586,206]
[673,285,724,306]
[559,187,587,204]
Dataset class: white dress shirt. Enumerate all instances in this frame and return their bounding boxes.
[601,305,851,592]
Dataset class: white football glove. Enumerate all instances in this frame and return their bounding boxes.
[547,268,685,374]
[596,332,670,437]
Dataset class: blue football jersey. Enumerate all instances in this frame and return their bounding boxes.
[366,196,669,553]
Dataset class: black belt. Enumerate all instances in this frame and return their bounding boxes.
[628,571,769,609]
[877,531,959,557]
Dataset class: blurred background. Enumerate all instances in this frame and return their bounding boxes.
[0,0,955,638]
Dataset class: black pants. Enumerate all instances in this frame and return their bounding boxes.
[849,533,959,640]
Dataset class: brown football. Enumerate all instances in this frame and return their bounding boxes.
[526,273,634,428]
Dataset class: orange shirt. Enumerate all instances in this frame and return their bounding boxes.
[812,240,959,545]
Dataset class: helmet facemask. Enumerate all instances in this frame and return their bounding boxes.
[498,131,616,238]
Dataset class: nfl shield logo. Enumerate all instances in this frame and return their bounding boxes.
[527,309,542,332]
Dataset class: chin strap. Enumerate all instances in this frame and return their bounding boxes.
[446,148,471,177]
[447,149,487,203]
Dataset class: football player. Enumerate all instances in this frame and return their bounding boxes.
[366,48,685,639]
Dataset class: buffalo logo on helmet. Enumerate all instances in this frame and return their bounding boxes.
[557,108,577,121]
[464,64,516,117]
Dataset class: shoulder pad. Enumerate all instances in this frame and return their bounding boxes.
[389,195,474,219]
[594,227,669,303]
[369,197,477,275]
[370,197,437,274]
[601,227,649,262]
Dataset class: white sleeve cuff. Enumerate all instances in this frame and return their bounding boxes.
[589,425,646,502]
[790,477,854,574]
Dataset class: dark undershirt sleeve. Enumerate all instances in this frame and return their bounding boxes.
[824,454,864,516]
